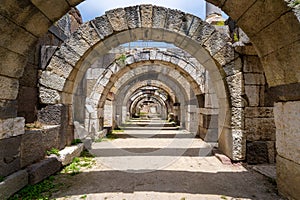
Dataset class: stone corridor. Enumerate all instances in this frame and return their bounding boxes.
[0,1,300,199]
[50,125,282,200]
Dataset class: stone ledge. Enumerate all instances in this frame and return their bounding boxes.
[27,156,62,185]
[58,143,84,166]
[0,170,28,200]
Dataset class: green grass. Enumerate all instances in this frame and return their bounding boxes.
[215,21,225,26]
[61,155,96,176]
[8,176,61,200]
[46,148,60,156]
[0,176,4,182]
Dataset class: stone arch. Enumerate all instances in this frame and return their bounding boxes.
[111,70,195,130]
[84,64,199,134]
[39,5,242,160]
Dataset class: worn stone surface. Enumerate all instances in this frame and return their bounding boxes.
[245,85,261,107]
[38,104,66,125]
[226,72,244,108]
[93,15,114,39]
[21,126,60,168]
[59,143,84,166]
[245,118,275,141]
[106,8,128,32]
[140,5,153,28]
[0,117,25,140]
[277,155,300,200]
[0,170,28,200]
[0,76,19,100]
[274,101,300,164]
[0,136,21,177]
[39,86,61,104]
[152,6,167,28]
[39,71,66,91]
[245,107,273,118]
[27,156,62,185]
[0,100,17,119]
[165,9,185,33]
[125,6,141,29]
[246,141,269,164]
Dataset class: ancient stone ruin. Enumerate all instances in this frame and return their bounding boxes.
[0,1,299,199]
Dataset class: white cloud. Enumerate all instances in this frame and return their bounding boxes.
[77,0,207,22]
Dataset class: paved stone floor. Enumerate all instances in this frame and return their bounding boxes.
[52,129,283,200]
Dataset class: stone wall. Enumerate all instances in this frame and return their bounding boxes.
[274,101,300,200]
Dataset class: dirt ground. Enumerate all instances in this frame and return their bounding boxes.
[51,130,284,200]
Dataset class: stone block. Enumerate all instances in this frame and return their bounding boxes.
[39,86,61,104]
[0,48,26,78]
[0,100,17,119]
[226,72,244,108]
[274,101,300,164]
[59,143,84,166]
[0,170,28,200]
[125,6,141,29]
[0,117,25,140]
[21,126,60,168]
[38,104,67,125]
[231,107,244,129]
[165,8,185,33]
[277,155,300,200]
[0,75,19,100]
[276,155,300,199]
[204,31,229,56]
[246,141,269,164]
[31,0,69,22]
[245,118,275,141]
[245,85,260,107]
[76,22,101,46]
[54,43,81,67]
[234,60,256,80]
[199,114,218,129]
[244,73,265,85]
[244,107,273,118]
[46,55,73,79]
[152,6,167,28]
[106,8,128,32]
[39,71,66,91]
[192,21,215,45]
[140,5,153,28]
[0,136,21,177]
[27,156,62,185]
[0,15,37,55]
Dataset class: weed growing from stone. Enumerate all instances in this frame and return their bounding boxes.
[0,176,4,182]
[95,132,118,142]
[46,148,60,156]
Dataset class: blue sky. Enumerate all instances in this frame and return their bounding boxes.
[77,0,208,22]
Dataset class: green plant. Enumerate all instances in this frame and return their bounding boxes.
[220,195,228,200]
[117,54,127,64]
[61,156,95,176]
[233,33,239,42]
[215,21,225,26]
[9,176,60,200]
[46,148,60,156]
[71,138,82,145]
[0,176,4,182]
[80,194,87,199]
[289,0,300,7]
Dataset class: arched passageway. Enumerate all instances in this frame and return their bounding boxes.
[0,1,299,199]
